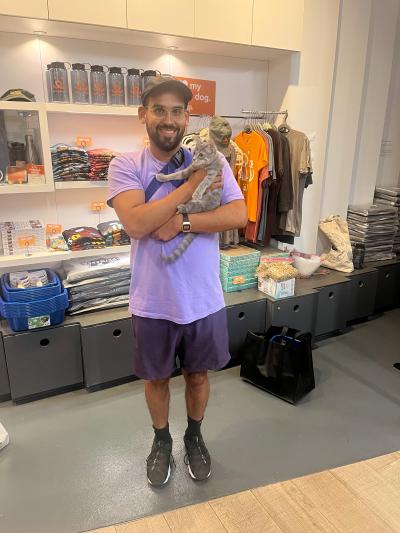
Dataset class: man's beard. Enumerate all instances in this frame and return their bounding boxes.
[146,123,185,153]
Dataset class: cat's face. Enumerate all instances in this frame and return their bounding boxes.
[192,139,218,164]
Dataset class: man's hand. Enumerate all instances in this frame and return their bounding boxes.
[152,213,182,241]
[188,168,206,190]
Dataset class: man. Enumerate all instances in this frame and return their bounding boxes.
[107,77,247,487]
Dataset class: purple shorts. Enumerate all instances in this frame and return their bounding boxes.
[132,308,231,380]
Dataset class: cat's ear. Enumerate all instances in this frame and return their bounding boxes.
[194,136,202,150]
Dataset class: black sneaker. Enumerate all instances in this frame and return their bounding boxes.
[184,434,211,481]
[146,438,174,486]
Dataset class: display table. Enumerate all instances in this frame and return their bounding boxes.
[1,258,399,403]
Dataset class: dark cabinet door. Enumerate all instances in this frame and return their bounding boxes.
[226,300,267,362]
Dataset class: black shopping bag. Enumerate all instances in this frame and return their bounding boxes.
[240,325,315,404]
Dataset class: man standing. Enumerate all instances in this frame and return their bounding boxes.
[107,77,247,486]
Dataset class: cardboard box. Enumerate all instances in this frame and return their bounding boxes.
[258,277,295,299]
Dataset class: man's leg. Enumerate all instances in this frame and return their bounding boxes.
[144,378,174,487]
[144,378,170,429]
[182,370,212,481]
[182,370,209,421]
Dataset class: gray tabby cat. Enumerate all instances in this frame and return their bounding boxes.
[156,138,223,262]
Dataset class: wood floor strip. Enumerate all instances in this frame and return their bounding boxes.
[331,460,400,531]
[163,502,226,532]
[209,489,282,532]
[366,451,400,488]
[115,514,171,533]
[89,526,116,533]
[252,479,338,532]
[292,470,394,532]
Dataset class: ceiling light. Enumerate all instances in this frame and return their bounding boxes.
[33,30,47,35]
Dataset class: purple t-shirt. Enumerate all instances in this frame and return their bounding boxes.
[107,147,244,324]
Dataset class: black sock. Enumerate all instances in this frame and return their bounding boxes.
[185,416,203,439]
[153,423,172,444]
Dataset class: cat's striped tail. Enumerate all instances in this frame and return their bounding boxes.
[161,234,195,263]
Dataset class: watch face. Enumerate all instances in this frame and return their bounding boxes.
[182,221,191,232]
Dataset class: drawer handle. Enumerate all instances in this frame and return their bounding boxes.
[329,291,335,299]
[113,329,122,338]
[385,272,390,279]
[358,281,364,288]
[238,312,246,320]
[40,338,50,347]
[293,305,300,312]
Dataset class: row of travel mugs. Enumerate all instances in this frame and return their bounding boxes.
[46,62,161,106]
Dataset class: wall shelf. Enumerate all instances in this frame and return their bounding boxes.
[0,245,131,269]
[55,181,109,190]
[0,184,52,195]
[45,103,139,116]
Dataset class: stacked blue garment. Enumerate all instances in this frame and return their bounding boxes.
[51,144,90,181]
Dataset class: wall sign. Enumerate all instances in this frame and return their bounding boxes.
[176,76,216,116]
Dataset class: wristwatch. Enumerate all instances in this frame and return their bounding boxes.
[182,213,191,233]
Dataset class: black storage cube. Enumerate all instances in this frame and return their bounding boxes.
[4,323,83,403]
[81,318,136,390]
[314,282,349,337]
[226,300,267,363]
[346,271,379,322]
[266,293,317,337]
[0,333,10,402]
[374,263,400,311]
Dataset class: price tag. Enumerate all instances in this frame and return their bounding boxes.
[18,235,36,248]
[91,202,106,212]
[76,136,92,148]
[233,276,245,285]
[46,224,62,235]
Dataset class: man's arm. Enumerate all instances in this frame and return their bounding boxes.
[152,200,247,241]
[112,169,205,240]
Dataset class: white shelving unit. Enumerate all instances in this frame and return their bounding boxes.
[0,245,131,269]
[46,103,139,116]
[0,183,52,194]
[55,181,109,190]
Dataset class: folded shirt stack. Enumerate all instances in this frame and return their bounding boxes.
[51,144,90,181]
[97,221,130,247]
[62,226,106,251]
[374,186,400,254]
[87,148,119,180]
[347,204,399,262]
[62,253,131,314]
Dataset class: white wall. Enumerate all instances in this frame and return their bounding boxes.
[268,0,340,252]
[0,32,268,229]
[376,8,400,188]
[349,0,400,204]
[320,0,371,219]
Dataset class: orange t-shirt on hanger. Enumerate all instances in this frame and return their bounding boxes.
[234,131,269,222]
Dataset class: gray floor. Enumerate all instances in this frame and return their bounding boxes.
[1,309,400,533]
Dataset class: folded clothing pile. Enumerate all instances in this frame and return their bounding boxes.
[62,252,131,314]
[347,204,398,262]
[374,186,400,254]
[220,245,260,292]
[62,226,106,251]
[87,148,119,180]
[51,144,90,181]
[97,221,130,247]
[0,220,46,256]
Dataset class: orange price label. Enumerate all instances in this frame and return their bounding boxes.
[18,235,36,247]
[76,136,92,148]
[46,224,62,235]
[233,276,245,285]
[91,202,106,212]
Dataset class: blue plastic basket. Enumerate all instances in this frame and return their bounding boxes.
[0,290,69,332]
[1,270,61,303]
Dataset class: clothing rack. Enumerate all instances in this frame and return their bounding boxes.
[190,110,288,120]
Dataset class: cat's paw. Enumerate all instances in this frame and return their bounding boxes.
[177,204,187,214]
[155,173,166,182]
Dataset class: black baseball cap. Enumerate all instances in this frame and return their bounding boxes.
[141,76,193,106]
[0,89,36,102]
